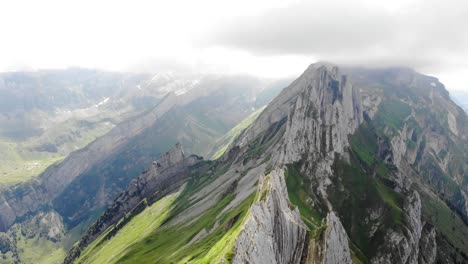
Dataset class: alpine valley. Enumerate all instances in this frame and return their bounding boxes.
[0,63,467,264]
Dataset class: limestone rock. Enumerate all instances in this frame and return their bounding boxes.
[232,169,307,264]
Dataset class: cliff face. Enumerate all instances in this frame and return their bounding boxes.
[280,64,362,162]
[229,64,362,263]
[232,64,465,263]
[232,169,307,264]
[66,63,467,264]
[304,212,353,264]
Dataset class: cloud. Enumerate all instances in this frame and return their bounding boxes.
[208,0,468,72]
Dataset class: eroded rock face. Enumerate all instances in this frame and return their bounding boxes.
[321,212,353,264]
[0,210,66,262]
[371,191,423,264]
[233,169,307,264]
[418,223,437,264]
[63,63,467,263]
[280,64,362,163]
[64,143,202,264]
[305,212,353,264]
[233,63,363,264]
[235,63,362,164]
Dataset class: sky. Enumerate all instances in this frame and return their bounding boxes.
[0,0,467,92]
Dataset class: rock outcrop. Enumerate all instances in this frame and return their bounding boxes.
[280,64,362,163]
[371,191,423,264]
[64,143,202,263]
[235,63,362,161]
[64,62,468,264]
[304,212,353,264]
[418,223,437,264]
[231,63,363,264]
[233,169,307,264]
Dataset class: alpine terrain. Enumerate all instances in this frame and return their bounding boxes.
[62,63,467,264]
[0,70,287,263]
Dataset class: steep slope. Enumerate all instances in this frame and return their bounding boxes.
[67,63,467,264]
[0,75,285,263]
[0,69,153,185]
[209,106,266,160]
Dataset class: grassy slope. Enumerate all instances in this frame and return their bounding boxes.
[210,106,265,160]
[76,192,180,264]
[0,140,63,185]
[419,190,468,255]
[283,99,413,263]
[285,164,323,231]
[346,98,468,261]
[117,187,255,263]
[15,231,66,264]
[73,154,259,264]
[0,117,115,185]
[117,194,256,264]
[0,221,71,264]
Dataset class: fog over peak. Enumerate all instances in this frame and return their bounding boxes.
[210,0,468,70]
[1,0,467,91]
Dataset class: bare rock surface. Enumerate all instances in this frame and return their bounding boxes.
[233,169,307,264]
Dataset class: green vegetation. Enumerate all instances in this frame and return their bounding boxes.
[0,215,76,264]
[211,106,265,160]
[333,113,408,262]
[347,93,468,262]
[350,123,379,167]
[0,116,117,185]
[117,192,255,264]
[420,191,468,256]
[14,229,66,264]
[75,158,257,264]
[284,164,323,230]
[374,100,411,134]
[242,117,287,165]
[53,107,227,227]
[0,140,63,185]
[76,192,179,264]
[330,156,404,263]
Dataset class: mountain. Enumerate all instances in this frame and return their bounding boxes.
[0,69,287,186]
[66,63,467,264]
[0,68,157,185]
[0,72,287,263]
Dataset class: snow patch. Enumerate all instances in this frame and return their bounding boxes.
[174,79,200,96]
[95,97,110,107]
[430,82,437,87]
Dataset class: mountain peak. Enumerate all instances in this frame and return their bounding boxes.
[305,61,338,73]
[233,63,362,163]
[63,64,467,264]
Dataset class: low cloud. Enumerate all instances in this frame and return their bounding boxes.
[209,0,468,72]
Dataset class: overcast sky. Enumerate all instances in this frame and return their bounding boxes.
[1,0,467,91]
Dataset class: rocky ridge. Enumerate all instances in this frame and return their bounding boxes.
[66,63,467,264]
[64,143,202,263]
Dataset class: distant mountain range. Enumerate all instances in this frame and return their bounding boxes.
[0,64,466,264]
[0,68,289,263]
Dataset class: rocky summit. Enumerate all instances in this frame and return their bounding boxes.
[61,62,467,264]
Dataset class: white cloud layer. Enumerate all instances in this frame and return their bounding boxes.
[0,0,467,91]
